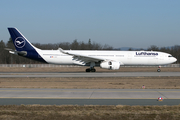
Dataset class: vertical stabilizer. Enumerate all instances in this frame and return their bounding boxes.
[8,28,38,51]
[7,28,46,63]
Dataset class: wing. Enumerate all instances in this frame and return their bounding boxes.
[59,48,106,65]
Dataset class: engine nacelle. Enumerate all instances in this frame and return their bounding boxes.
[100,61,120,70]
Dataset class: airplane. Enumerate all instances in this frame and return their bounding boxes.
[7,27,177,72]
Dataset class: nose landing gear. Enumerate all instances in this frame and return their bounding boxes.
[157,66,161,72]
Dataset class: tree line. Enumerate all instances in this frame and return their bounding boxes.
[0,38,180,64]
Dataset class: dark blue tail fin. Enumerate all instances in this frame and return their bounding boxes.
[8,28,37,51]
[8,28,46,63]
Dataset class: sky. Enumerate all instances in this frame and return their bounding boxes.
[0,0,180,49]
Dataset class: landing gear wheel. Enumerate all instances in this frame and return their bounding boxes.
[157,69,161,72]
[85,68,96,72]
[91,68,96,72]
[86,68,91,72]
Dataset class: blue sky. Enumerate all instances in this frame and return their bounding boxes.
[0,0,180,49]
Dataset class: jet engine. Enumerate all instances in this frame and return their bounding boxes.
[100,61,120,70]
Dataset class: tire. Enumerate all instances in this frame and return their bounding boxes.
[86,68,91,72]
[91,69,96,72]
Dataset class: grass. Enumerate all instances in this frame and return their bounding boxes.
[0,105,179,120]
[0,77,180,89]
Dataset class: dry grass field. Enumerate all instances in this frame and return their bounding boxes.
[0,105,180,120]
[0,77,180,89]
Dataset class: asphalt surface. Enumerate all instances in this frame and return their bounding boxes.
[0,88,180,105]
[0,72,180,77]
[1,99,179,106]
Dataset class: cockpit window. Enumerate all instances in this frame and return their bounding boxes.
[168,55,173,57]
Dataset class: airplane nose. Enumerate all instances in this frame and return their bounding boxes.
[173,57,177,63]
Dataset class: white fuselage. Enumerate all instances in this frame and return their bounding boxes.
[37,49,177,66]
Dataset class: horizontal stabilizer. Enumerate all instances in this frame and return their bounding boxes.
[4,48,27,56]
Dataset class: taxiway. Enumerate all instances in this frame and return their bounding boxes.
[0,88,179,105]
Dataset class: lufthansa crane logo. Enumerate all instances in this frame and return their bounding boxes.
[14,37,26,48]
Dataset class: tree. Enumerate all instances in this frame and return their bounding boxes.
[5,38,15,64]
[147,45,159,51]
[58,42,71,50]
[88,39,92,50]
[92,42,102,50]
[102,44,113,50]
[128,48,133,51]
[79,41,87,50]
[71,39,79,50]
[0,40,6,63]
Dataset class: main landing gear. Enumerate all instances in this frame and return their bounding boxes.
[86,62,96,72]
[86,68,96,72]
[157,66,161,72]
